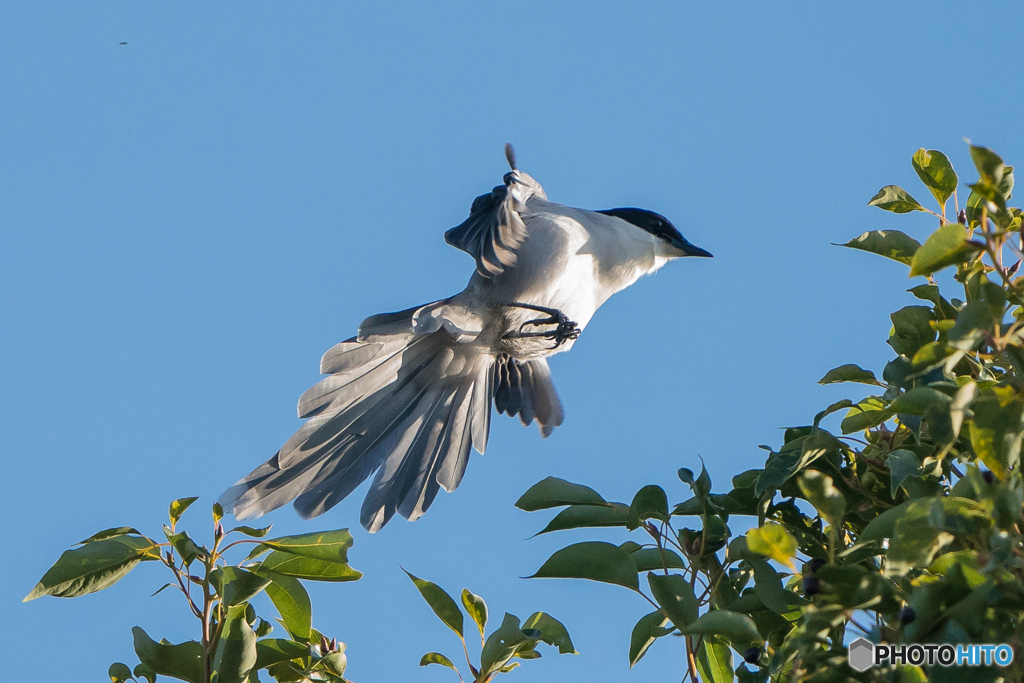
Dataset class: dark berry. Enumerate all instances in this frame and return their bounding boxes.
[803,576,821,596]
[898,607,916,625]
[807,558,826,575]
[958,208,968,225]
[743,647,762,665]
[983,470,996,484]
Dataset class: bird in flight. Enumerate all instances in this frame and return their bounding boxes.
[221,145,712,532]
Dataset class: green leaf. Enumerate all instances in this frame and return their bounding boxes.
[24,535,160,601]
[404,570,464,638]
[841,396,893,434]
[212,503,224,525]
[867,185,925,213]
[212,604,258,683]
[419,652,459,671]
[887,450,923,497]
[798,471,846,525]
[528,541,639,591]
[745,523,797,570]
[685,610,764,645]
[108,662,134,683]
[480,613,531,674]
[133,663,156,683]
[696,637,734,683]
[228,525,272,538]
[462,589,488,640]
[970,144,1007,184]
[79,527,143,545]
[968,396,1023,480]
[534,503,629,534]
[912,149,958,207]
[817,364,880,385]
[132,627,204,683]
[163,526,205,566]
[648,573,698,629]
[522,612,577,654]
[840,230,921,265]
[627,485,669,529]
[889,305,936,357]
[261,572,312,640]
[257,550,362,582]
[515,476,608,511]
[256,529,354,563]
[211,567,271,607]
[629,547,686,572]
[254,638,308,669]
[629,610,670,667]
[891,387,952,415]
[909,223,980,277]
[322,649,348,677]
[169,497,199,528]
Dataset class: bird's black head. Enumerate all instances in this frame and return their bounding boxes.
[596,207,712,258]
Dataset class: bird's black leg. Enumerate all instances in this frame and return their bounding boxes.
[501,302,581,349]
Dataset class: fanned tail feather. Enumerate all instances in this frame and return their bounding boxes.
[220,308,564,532]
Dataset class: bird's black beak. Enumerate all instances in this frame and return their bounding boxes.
[668,235,713,258]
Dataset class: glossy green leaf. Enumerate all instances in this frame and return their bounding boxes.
[648,573,698,629]
[322,649,348,677]
[228,525,272,538]
[685,610,764,645]
[257,550,362,582]
[522,612,577,654]
[817,364,880,385]
[211,566,271,607]
[261,572,312,640]
[108,662,134,683]
[912,148,958,207]
[212,503,224,525]
[169,497,198,528]
[798,471,845,524]
[480,613,531,674]
[257,529,354,563]
[404,570,464,638]
[163,527,205,566]
[79,527,143,545]
[462,589,488,640]
[887,450,923,497]
[909,223,980,277]
[840,230,921,265]
[841,396,892,434]
[629,547,686,572]
[627,485,669,529]
[891,387,951,415]
[254,638,308,669]
[24,535,160,601]
[696,637,734,683]
[515,476,608,511]
[528,541,639,591]
[867,185,925,213]
[132,663,156,683]
[745,522,797,570]
[212,604,258,683]
[968,396,1023,480]
[419,652,458,671]
[629,610,670,667]
[534,503,629,534]
[889,305,937,357]
[132,627,204,683]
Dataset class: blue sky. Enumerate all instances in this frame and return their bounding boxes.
[4,2,1024,681]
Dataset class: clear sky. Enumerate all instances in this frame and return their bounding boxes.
[4,3,1024,682]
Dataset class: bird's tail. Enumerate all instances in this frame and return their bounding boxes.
[219,301,563,532]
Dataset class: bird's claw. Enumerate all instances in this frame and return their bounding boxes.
[503,303,580,349]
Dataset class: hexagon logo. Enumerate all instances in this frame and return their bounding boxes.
[848,638,874,672]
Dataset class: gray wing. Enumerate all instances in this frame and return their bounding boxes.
[444,169,546,278]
